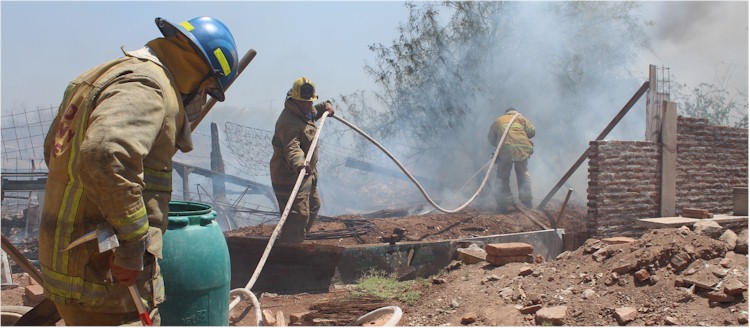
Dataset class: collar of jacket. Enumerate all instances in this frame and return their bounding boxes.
[145,37,209,96]
[284,98,317,122]
[122,46,161,66]
[121,46,179,86]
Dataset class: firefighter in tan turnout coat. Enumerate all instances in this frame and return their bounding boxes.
[487,107,536,213]
[40,16,239,325]
[270,77,335,244]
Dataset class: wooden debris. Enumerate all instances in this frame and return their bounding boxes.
[305,296,389,325]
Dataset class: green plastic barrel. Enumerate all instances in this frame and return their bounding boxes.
[159,201,230,326]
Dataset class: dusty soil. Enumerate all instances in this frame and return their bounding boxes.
[222,202,748,326]
[3,202,747,326]
[226,201,585,246]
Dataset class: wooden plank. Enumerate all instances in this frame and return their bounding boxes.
[646,65,660,142]
[637,216,699,229]
[636,215,747,229]
[660,101,677,217]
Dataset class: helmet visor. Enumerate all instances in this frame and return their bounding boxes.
[299,82,315,101]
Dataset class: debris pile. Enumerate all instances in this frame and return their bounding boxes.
[404,225,748,326]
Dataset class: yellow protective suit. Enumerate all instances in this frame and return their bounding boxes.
[40,47,192,317]
[487,109,536,210]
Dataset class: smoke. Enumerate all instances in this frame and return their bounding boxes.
[185,2,656,218]
[315,2,651,215]
[649,2,729,44]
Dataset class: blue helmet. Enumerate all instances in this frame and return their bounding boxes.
[156,16,238,102]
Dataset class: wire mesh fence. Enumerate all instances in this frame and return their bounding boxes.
[1,106,56,172]
[1,107,424,237]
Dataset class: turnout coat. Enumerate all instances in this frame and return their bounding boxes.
[41,48,192,311]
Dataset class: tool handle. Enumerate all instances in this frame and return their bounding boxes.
[1,234,44,285]
[128,285,153,326]
[191,48,258,131]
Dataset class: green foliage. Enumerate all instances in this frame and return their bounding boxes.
[352,269,424,305]
[672,80,748,129]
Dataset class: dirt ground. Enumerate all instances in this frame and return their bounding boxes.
[3,201,747,326]
[225,201,585,246]
[223,201,748,326]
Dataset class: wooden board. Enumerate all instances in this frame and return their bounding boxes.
[636,214,748,229]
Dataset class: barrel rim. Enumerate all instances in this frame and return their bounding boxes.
[168,201,213,216]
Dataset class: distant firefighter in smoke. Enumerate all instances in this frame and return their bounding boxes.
[487,107,536,213]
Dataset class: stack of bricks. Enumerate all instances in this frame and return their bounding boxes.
[485,242,534,266]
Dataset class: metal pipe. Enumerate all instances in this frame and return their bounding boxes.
[555,188,573,230]
[536,81,650,210]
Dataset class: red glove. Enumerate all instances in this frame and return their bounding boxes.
[110,254,142,286]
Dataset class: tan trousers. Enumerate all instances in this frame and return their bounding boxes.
[274,175,321,244]
[496,157,532,208]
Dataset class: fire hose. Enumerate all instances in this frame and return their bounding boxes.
[333,113,520,213]
[229,112,520,326]
[228,112,331,325]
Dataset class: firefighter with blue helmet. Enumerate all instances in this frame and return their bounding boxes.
[40,16,239,325]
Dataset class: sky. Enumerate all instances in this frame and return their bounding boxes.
[0,1,410,113]
[2,1,746,116]
[1,1,748,217]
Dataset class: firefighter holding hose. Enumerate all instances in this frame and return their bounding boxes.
[270,77,335,244]
[488,107,536,213]
[40,16,239,325]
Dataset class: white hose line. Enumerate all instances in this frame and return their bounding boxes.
[227,111,515,323]
[455,159,491,195]
[227,112,330,321]
[332,113,519,213]
[228,288,262,325]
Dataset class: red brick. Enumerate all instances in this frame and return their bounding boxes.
[24,284,45,307]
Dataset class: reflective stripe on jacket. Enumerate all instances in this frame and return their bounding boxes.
[40,49,190,309]
[487,110,535,161]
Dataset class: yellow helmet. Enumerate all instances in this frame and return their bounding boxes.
[287,76,318,101]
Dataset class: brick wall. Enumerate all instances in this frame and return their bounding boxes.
[675,117,749,213]
[587,117,748,238]
[587,141,660,237]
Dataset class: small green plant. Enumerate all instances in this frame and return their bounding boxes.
[352,269,424,305]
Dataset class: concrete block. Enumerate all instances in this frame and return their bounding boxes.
[485,242,533,256]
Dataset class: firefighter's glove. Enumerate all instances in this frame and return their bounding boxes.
[298,161,311,176]
[110,254,142,287]
[110,233,147,286]
[324,100,335,116]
